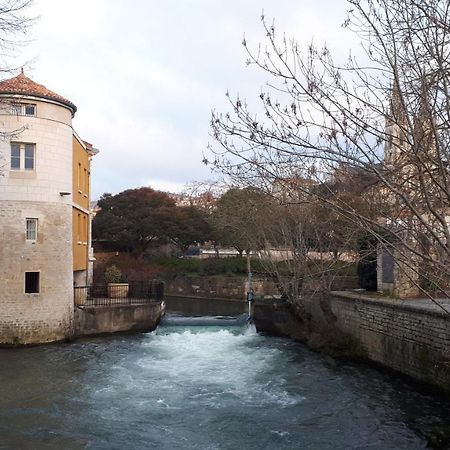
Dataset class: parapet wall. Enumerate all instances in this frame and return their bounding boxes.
[74,301,165,337]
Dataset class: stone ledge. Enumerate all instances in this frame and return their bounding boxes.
[331,291,450,319]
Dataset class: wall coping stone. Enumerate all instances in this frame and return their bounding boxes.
[331,291,450,319]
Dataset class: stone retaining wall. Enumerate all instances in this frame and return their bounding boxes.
[330,293,450,388]
[165,276,276,300]
[254,294,450,390]
[165,275,358,300]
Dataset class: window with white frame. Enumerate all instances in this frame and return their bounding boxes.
[10,143,35,171]
[11,103,36,117]
[26,218,38,241]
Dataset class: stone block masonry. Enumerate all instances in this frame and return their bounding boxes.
[0,201,74,345]
[330,293,450,388]
[254,293,450,390]
[165,275,358,300]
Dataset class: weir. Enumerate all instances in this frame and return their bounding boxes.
[161,313,250,328]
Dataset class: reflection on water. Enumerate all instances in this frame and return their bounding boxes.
[0,297,449,450]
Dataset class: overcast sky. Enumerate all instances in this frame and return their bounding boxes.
[21,0,356,198]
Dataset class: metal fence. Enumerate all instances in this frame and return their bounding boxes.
[74,281,164,306]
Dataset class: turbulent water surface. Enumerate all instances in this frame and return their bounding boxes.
[1,298,449,449]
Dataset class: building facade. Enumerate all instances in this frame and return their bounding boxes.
[0,71,97,344]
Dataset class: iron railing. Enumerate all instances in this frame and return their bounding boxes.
[74,281,164,306]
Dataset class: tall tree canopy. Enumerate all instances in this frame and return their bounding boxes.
[210,187,271,255]
[93,188,176,254]
[166,205,212,252]
[93,187,211,255]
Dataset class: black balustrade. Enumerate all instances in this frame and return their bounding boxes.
[74,281,164,306]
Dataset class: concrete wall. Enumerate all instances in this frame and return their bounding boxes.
[254,294,450,390]
[74,301,165,337]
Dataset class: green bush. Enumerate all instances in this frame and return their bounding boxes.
[147,256,265,276]
[149,257,202,273]
[95,254,358,282]
[104,265,125,283]
[199,258,241,275]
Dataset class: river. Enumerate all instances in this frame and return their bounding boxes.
[0,297,449,449]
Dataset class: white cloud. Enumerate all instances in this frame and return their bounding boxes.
[14,0,357,198]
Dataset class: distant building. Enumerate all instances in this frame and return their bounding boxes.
[271,175,318,203]
[0,71,98,344]
[170,191,218,212]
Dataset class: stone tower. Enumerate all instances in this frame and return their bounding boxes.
[384,80,408,166]
[0,72,77,344]
[384,78,437,166]
[378,79,439,298]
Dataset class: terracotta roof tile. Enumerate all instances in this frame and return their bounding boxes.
[0,71,77,114]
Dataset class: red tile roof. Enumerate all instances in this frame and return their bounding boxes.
[0,71,77,114]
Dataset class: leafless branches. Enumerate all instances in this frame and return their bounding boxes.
[0,0,34,72]
[0,0,34,175]
[209,0,450,307]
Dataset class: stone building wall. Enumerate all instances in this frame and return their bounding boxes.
[0,99,74,345]
[377,245,420,298]
[0,201,74,344]
[0,100,73,203]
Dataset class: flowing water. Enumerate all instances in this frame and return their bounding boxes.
[1,298,449,449]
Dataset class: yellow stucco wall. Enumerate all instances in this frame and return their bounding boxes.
[73,209,89,271]
[73,136,90,210]
[72,136,90,271]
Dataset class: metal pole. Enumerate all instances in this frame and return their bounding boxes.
[246,251,253,322]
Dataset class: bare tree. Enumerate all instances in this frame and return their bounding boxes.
[0,0,34,173]
[181,179,225,214]
[0,0,33,59]
[208,0,450,313]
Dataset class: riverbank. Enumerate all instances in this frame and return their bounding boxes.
[253,292,450,392]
